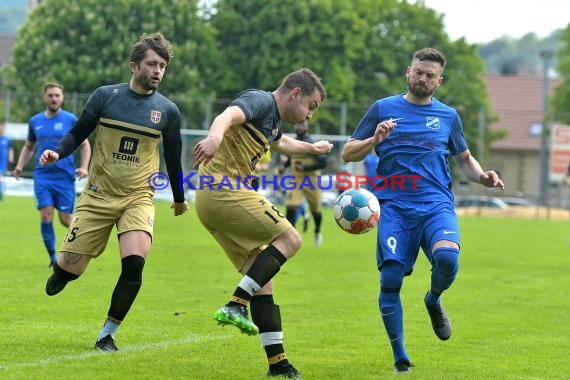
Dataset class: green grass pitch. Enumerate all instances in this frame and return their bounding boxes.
[1,195,570,379]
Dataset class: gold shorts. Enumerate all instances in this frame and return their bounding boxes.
[195,188,292,271]
[60,192,155,257]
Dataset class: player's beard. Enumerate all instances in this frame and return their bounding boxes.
[136,73,160,91]
[47,103,61,113]
[408,81,435,100]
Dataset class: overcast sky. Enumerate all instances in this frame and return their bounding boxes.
[414,0,569,43]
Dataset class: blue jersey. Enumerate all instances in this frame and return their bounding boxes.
[352,94,468,203]
[0,136,12,173]
[363,152,379,187]
[28,110,78,182]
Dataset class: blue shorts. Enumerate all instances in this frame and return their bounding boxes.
[34,178,75,213]
[376,199,460,275]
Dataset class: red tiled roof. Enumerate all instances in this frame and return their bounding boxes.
[485,74,561,151]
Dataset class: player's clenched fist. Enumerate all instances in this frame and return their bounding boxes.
[312,140,334,154]
[39,149,60,166]
[373,119,398,145]
[171,201,189,216]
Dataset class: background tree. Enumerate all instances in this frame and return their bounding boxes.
[3,0,501,158]
[209,0,370,133]
[210,0,493,140]
[2,0,221,125]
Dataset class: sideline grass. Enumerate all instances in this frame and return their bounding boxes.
[1,196,569,379]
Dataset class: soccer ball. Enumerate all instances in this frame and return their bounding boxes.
[333,189,380,234]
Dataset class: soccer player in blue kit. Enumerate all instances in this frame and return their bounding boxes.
[13,83,91,267]
[342,48,504,373]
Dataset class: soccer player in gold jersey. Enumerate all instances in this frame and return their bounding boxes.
[39,33,188,351]
[193,68,332,379]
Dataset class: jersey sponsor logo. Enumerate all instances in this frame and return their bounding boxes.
[35,125,43,130]
[54,122,63,131]
[118,136,139,155]
[443,230,456,235]
[425,116,440,130]
[113,136,141,165]
[150,110,162,124]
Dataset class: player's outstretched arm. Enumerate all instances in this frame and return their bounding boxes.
[342,119,397,162]
[271,134,333,155]
[455,149,505,189]
[39,150,60,166]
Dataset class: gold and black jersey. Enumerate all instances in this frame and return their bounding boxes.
[200,90,282,185]
[64,83,183,201]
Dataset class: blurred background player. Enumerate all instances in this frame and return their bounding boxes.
[0,122,14,201]
[279,120,327,247]
[193,68,331,379]
[12,83,91,266]
[39,33,188,352]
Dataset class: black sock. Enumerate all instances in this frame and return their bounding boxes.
[246,245,286,288]
[52,262,80,284]
[107,255,145,321]
[229,245,287,306]
[312,211,322,233]
[251,295,289,367]
[227,287,252,307]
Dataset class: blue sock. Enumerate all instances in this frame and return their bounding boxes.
[40,222,56,260]
[379,261,409,364]
[426,247,459,306]
[98,318,120,341]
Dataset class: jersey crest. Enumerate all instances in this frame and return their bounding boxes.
[150,110,162,124]
[425,116,441,130]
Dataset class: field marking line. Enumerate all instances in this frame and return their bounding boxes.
[0,333,234,370]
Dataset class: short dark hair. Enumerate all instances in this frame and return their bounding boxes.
[130,32,173,65]
[412,48,446,70]
[44,82,63,93]
[279,68,327,101]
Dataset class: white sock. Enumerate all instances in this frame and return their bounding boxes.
[98,319,120,341]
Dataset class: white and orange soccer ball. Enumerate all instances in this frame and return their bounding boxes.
[333,189,380,234]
